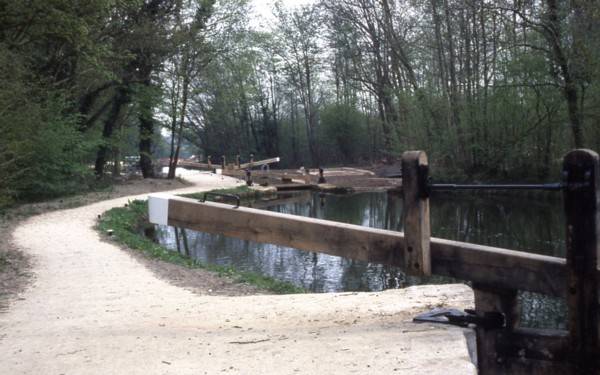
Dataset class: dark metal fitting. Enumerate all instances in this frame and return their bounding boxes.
[413,308,505,329]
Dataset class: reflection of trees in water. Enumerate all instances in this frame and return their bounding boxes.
[159,192,565,287]
[430,194,564,257]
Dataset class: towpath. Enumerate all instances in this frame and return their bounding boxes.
[0,173,476,374]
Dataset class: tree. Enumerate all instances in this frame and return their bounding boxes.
[274,2,324,166]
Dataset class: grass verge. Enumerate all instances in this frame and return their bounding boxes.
[97,197,304,294]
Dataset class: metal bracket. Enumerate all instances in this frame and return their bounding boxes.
[414,308,505,329]
[200,192,241,208]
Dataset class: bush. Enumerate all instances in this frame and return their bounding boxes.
[320,103,366,164]
[0,47,95,206]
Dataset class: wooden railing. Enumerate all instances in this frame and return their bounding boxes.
[148,149,599,374]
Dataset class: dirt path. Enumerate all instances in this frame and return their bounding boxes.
[0,173,476,374]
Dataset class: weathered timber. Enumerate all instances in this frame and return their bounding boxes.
[498,328,570,361]
[402,151,431,276]
[170,160,212,170]
[563,149,600,374]
[158,156,280,171]
[430,238,566,298]
[474,326,573,374]
[239,157,280,170]
[167,197,402,266]
[472,284,520,375]
[148,195,571,297]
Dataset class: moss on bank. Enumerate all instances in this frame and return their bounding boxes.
[97,196,304,294]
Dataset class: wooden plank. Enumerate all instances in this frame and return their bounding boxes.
[473,286,513,375]
[492,327,572,374]
[563,149,600,374]
[167,197,404,266]
[497,328,570,363]
[239,157,280,170]
[171,160,212,170]
[429,238,566,298]
[149,195,572,297]
[472,284,521,375]
[402,151,431,276]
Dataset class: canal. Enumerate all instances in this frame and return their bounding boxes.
[156,190,566,328]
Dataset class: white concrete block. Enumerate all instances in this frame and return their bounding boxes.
[148,193,170,225]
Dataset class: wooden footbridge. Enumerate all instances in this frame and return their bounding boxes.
[149,149,600,374]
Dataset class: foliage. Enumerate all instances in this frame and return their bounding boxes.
[2,0,600,207]
[0,46,95,206]
[97,199,305,294]
[320,104,366,164]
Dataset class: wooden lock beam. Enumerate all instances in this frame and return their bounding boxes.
[402,151,431,276]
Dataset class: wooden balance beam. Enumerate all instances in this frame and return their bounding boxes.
[159,157,280,171]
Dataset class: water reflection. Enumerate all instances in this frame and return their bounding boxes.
[156,191,566,328]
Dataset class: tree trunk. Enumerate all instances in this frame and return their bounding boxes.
[94,88,128,176]
[546,0,583,148]
[168,68,191,179]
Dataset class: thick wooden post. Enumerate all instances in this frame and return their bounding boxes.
[207,155,212,170]
[246,169,252,186]
[236,154,241,168]
[473,285,519,375]
[401,151,431,276]
[318,167,326,183]
[221,155,226,170]
[563,149,600,374]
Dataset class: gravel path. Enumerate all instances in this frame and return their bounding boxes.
[0,173,476,374]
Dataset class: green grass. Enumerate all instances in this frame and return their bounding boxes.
[97,197,304,294]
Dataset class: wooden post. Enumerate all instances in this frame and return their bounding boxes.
[207,155,212,170]
[304,168,311,184]
[221,155,226,170]
[236,154,241,169]
[401,151,431,276]
[246,169,252,186]
[473,284,519,375]
[249,153,254,169]
[318,167,326,183]
[563,149,600,374]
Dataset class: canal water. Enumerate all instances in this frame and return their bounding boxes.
[156,191,566,328]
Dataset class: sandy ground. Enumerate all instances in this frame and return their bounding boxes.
[0,177,193,310]
[0,172,476,374]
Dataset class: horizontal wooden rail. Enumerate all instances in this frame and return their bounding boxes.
[158,157,280,171]
[239,157,280,170]
[149,194,572,298]
[430,238,566,297]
